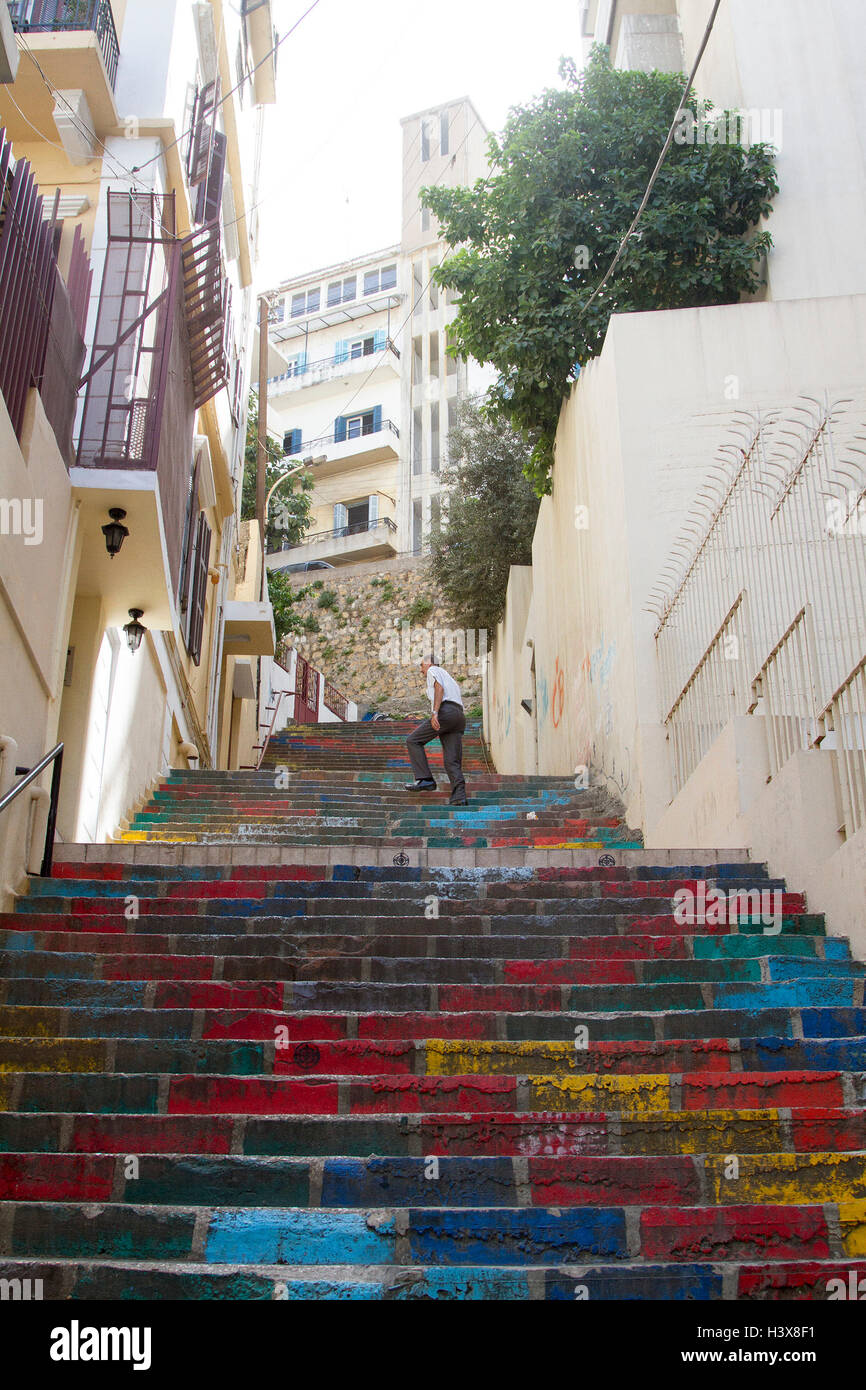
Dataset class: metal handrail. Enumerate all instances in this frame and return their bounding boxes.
[255,690,291,770]
[0,742,64,877]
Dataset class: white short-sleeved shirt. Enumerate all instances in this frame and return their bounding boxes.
[426,665,464,709]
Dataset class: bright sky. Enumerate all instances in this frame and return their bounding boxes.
[258,0,582,288]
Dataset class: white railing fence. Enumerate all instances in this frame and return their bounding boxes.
[649,395,866,838]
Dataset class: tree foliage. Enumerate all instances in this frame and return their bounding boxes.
[240,391,313,553]
[423,48,779,493]
[427,396,540,633]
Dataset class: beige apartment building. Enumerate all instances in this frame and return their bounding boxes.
[264,97,490,576]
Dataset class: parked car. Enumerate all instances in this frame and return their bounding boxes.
[283,561,336,573]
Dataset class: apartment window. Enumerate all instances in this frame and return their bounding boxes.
[420,203,430,233]
[283,428,302,455]
[446,326,458,377]
[363,264,397,296]
[413,497,423,554]
[291,287,320,318]
[421,118,432,162]
[412,335,423,386]
[429,265,439,311]
[429,330,440,379]
[412,407,422,474]
[186,512,212,667]
[327,275,356,307]
[334,329,385,363]
[440,110,449,156]
[413,261,423,316]
[335,405,382,442]
[431,402,440,473]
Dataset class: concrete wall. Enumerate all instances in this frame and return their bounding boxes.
[485,293,866,941]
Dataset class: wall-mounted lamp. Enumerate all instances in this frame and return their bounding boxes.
[123,608,147,654]
[102,507,129,557]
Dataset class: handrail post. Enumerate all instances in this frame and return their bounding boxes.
[41,744,63,877]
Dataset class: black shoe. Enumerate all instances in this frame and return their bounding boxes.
[405,779,436,791]
[449,792,468,805]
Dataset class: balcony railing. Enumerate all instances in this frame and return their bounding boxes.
[284,418,400,457]
[268,341,399,390]
[270,516,397,555]
[8,0,120,89]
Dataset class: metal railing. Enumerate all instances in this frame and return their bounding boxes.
[750,607,819,776]
[651,396,866,825]
[323,680,349,721]
[9,0,120,88]
[268,341,399,389]
[0,743,63,877]
[284,419,400,457]
[665,596,747,795]
[816,655,866,837]
[270,516,397,554]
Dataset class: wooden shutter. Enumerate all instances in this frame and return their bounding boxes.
[194,130,227,226]
[371,404,382,433]
[334,416,347,443]
[187,79,220,188]
[187,513,212,666]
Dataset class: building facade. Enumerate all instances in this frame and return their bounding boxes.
[0,0,277,896]
[264,96,490,575]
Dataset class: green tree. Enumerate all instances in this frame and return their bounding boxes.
[427,396,540,632]
[241,391,313,553]
[423,48,778,493]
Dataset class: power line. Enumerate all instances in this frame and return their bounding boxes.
[130,0,324,179]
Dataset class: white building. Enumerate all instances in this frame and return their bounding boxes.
[264,97,490,573]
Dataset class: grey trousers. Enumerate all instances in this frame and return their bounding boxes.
[407,702,466,794]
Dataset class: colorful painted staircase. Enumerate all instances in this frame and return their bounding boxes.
[0,719,865,1300]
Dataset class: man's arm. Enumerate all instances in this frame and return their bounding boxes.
[431,679,444,730]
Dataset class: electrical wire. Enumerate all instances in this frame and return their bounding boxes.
[576,0,724,321]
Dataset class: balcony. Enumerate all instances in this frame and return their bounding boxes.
[1,0,120,150]
[283,419,400,478]
[268,343,400,405]
[267,517,399,571]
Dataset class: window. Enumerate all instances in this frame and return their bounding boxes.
[446,326,458,377]
[412,335,423,385]
[186,512,212,666]
[421,118,432,162]
[412,407,422,474]
[413,261,423,316]
[431,402,440,473]
[334,329,385,364]
[429,265,438,311]
[334,405,382,442]
[440,110,449,156]
[283,428,302,455]
[413,497,423,554]
[327,275,356,307]
[291,287,320,318]
[429,331,439,379]
[363,264,397,296]
[420,203,430,233]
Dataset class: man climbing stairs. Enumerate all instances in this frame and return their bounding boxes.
[0,719,864,1299]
